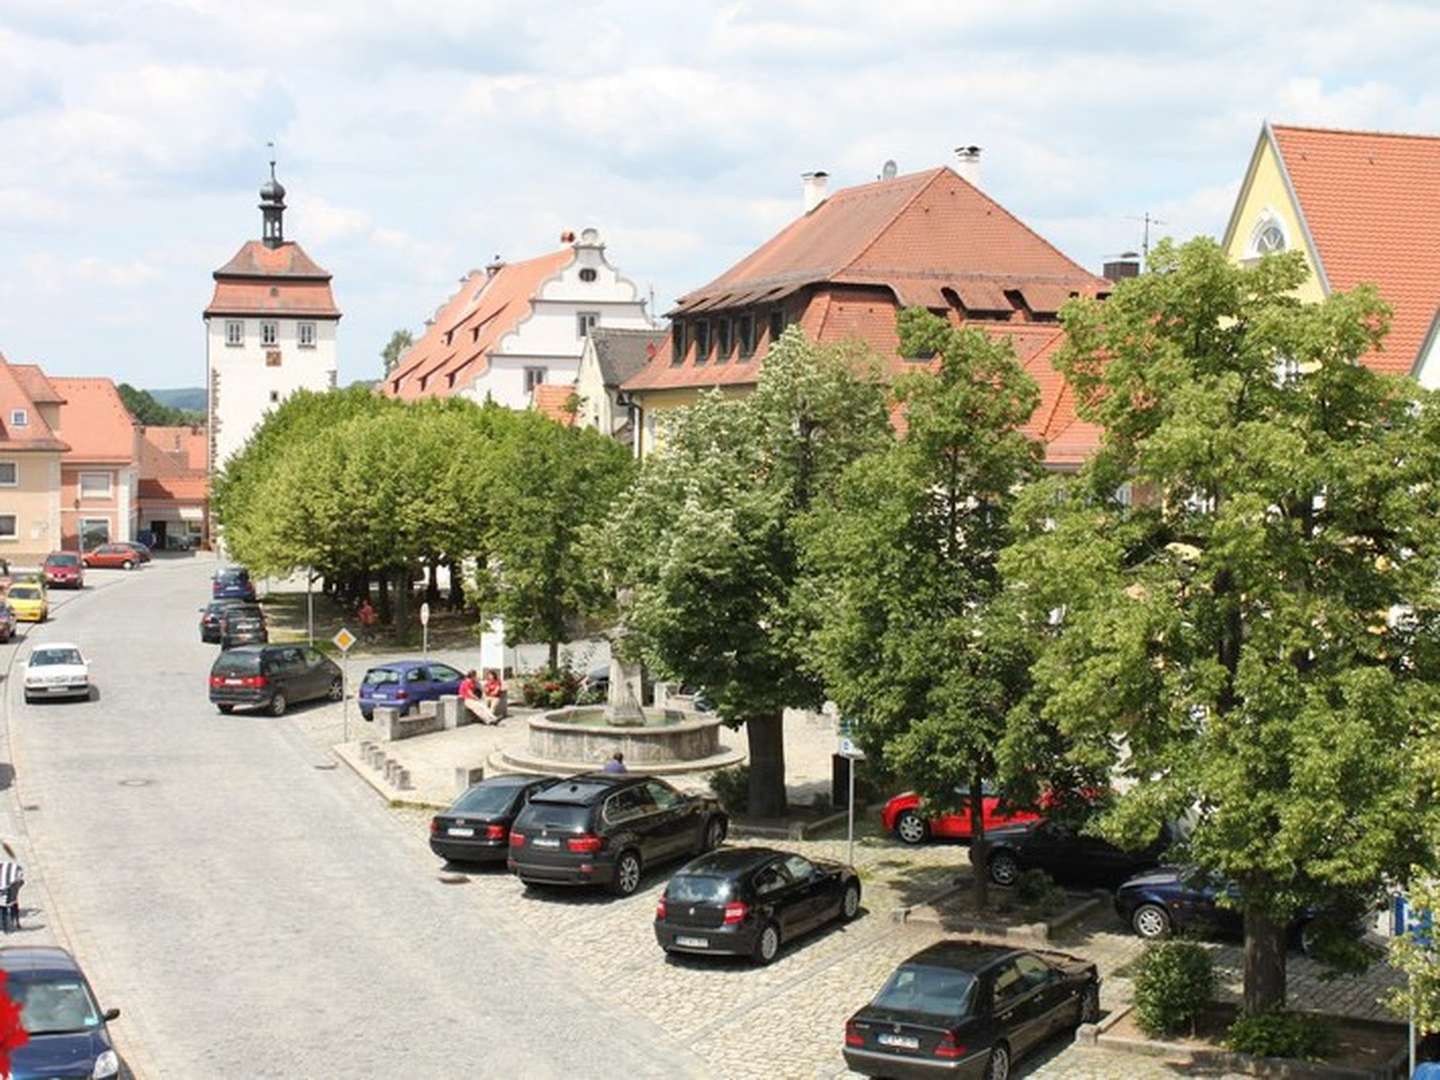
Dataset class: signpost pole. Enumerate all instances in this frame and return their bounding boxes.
[421,601,431,661]
[847,758,856,868]
[333,627,356,743]
[306,569,315,646]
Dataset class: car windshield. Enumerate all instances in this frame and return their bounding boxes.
[451,783,524,815]
[212,653,261,676]
[31,649,81,667]
[362,668,401,687]
[667,875,734,904]
[8,974,103,1035]
[9,587,38,600]
[46,555,78,567]
[871,965,977,1021]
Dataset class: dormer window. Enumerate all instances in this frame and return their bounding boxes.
[9,410,27,428]
[693,320,710,361]
[715,318,731,361]
[671,322,686,363]
[737,314,755,357]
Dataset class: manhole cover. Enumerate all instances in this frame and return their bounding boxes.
[118,779,153,788]
[437,874,469,885]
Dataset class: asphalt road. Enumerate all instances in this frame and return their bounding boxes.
[5,557,708,1079]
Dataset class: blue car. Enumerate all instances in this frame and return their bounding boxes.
[211,565,256,601]
[358,660,465,720]
[1,946,121,1079]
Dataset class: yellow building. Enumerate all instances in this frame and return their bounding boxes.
[0,356,68,563]
[1223,121,1440,380]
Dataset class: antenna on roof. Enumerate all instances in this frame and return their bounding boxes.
[881,159,898,181]
[1126,213,1167,267]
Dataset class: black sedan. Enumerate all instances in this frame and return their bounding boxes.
[208,644,342,716]
[199,599,254,643]
[844,940,1100,1080]
[655,847,861,965]
[430,774,557,864]
[983,819,1177,890]
[218,606,268,649]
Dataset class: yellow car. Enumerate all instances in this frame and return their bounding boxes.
[7,583,47,622]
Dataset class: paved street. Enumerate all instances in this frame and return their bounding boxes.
[5,557,704,1079]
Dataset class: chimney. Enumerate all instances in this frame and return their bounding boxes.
[802,170,829,213]
[1103,252,1141,281]
[954,145,982,188]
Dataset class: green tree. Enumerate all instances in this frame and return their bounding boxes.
[117,383,202,426]
[803,310,1043,906]
[1386,874,1440,1033]
[381,329,414,376]
[597,329,891,816]
[1001,237,1440,1014]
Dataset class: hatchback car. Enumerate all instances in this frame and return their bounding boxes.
[984,819,1178,890]
[218,606,268,649]
[359,660,465,720]
[22,644,90,704]
[199,599,254,643]
[843,940,1099,1080]
[112,541,151,563]
[208,644,342,716]
[81,544,139,570]
[0,945,122,1080]
[0,602,16,643]
[41,552,83,590]
[655,847,861,964]
[509,774,727,896]
[6,583,47,623]
[212,566,256,601]
[882,783,1045,846]
[430,774,558,864]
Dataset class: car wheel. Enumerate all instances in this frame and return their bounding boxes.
[985,1041,1010,1080]
[328,678,343,702]
[701,816,726,853]
[1079,980,1101,1024]
[1132,903,1172,941]
[217,704,233,714]
[841,881,861,922]
[122,560,134,570]
[752,921,781,965]
[269,693,287,717]
[611,850,642,897]
[896,810,929,845]
[988,850,1021,887]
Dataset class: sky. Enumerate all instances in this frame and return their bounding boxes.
[2,1,1439,391]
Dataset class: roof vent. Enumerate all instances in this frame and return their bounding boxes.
[954,145,982,188]
[881,159,898,181]
[802,170,829,213]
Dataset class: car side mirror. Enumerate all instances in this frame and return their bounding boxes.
[103,1007,120,1022]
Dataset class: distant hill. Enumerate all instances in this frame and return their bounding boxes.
[148,388,207,413]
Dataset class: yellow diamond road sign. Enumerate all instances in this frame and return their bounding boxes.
[333,627,356,653]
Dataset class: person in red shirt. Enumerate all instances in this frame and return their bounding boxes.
[481,669,506,722]
[459,669,497,725]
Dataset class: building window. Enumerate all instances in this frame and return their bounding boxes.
[671,322,686,362]
[1248,211,1288,258]
[579,268,598,283]
[524,367,546,395]
[0,462,16,487]
[737,314,755,357]
[225,320,244,347]
[768,309,785,346]
[80,518,109,549]
[715,318,731,361]
[693,320,710,361]
[269,390,280,404]
[577,311,599,339]
[298,322,316,348]
[79,472,112,499]
[261,320,278,346]
[9,410,26,428]
[0,516,15,540]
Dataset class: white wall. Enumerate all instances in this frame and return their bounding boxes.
[207,316,338,467]
[574,337,613,433]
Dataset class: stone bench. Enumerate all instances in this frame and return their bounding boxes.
[374,703,444,742]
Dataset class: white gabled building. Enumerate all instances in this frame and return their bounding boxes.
[385,228,653,407]
[204,165,340,472]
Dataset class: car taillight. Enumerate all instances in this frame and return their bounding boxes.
[208,675,223,688]
[509,833,525,847]
[934,1032,966,1059]
[430,818,440,834]
[655,896,667,920]
[844,1021,864,1048]
[394,690,409,700]
[722,901,749,925]
[242,675,268,689]
[566,834,603,854]
[484,825,506,840]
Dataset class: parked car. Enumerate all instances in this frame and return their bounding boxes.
[22,643,90,703]
[199,599,255,644]
[218,606,268,649]
[208,644,342,716]
[655,847,861,965]
[164,533,193,551]
[843,940,1100,1080]
[882,783,1045,846]
[41,552,83,590]
[983,819,1179,890]
[7,583,47,623]
[0,602,17,643]
[82,544,140,570]
[0,946,122,1080]
[508,774,727,897]
[112,541,152,563]
[358,660,465,720]
[430,774,558,864]
[212,566,256,601]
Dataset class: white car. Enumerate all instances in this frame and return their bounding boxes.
[23,643,90,703]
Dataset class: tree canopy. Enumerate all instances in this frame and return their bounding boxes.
[118,383,203,427]
[381,329,414,376]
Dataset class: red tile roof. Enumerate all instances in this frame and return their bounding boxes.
[386,248,575,400]
[9,365,65,405]
[531,383,578,426]
[1269,124,1440,375]
[138,476,208,502]
[0,355,68,452]
[138,425,207,504]
[205,240,340,319]
[51,378,138,464]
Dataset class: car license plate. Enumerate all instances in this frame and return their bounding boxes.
[533,837,560,848]
[878,1034,919,1049]
[224,678,243,686]
[675,936,709,948]
[447,828,475,838]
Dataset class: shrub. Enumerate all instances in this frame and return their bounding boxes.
[1132,941,1215,1037]
[520,666,582,708]
[1014,869,1057,906]
[710,765,750,815]
[1225,1010,1333,1060]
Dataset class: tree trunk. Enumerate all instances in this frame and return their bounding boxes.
[548,639,560,672]
[376,573,391,623]
[392,565,410,631]
[746,713,788,819]
[425,561,440,607]
[449,560,465,610]
[970,766,989,910]
[1243,904,1287,1014]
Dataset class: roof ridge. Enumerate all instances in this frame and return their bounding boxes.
[838,168,948,276]
[1271,122,1440,143]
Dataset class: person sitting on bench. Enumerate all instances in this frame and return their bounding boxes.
[458,670,498,725]
[482,669,508,722]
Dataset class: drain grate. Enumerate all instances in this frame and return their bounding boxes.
[118,779,153,788]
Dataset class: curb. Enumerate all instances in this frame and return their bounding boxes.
[893,886,1102,943]
[729,803,872,841]
[333,742,450,809]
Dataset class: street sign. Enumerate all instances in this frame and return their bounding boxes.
[839,736,866,759]
[420,602,430,627]
[332,627,356,653]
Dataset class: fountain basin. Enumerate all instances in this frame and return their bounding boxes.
[493,705,744,776]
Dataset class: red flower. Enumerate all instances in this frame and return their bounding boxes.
[0,970,29,1074]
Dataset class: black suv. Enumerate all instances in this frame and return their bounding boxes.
[200,599,253,643]
[508,774,727,896]
[208,644,342,716]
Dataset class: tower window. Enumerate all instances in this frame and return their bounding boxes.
[261,320,278,347]
[577,312,599,339]
[298,322,316,348]
[225,320,244,347]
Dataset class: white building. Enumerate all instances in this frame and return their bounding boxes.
[574,327,664,440]
[205,165,340,472]
[385,228,653,407]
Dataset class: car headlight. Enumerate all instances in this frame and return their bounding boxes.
[93,1049,120,1078]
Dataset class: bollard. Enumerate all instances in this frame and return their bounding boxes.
[455,765,484,794]
[395,767,411,791]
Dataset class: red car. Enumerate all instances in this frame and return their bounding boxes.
[42,551,84,589]
[881,783,1043,845]
[82,544,141,570]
